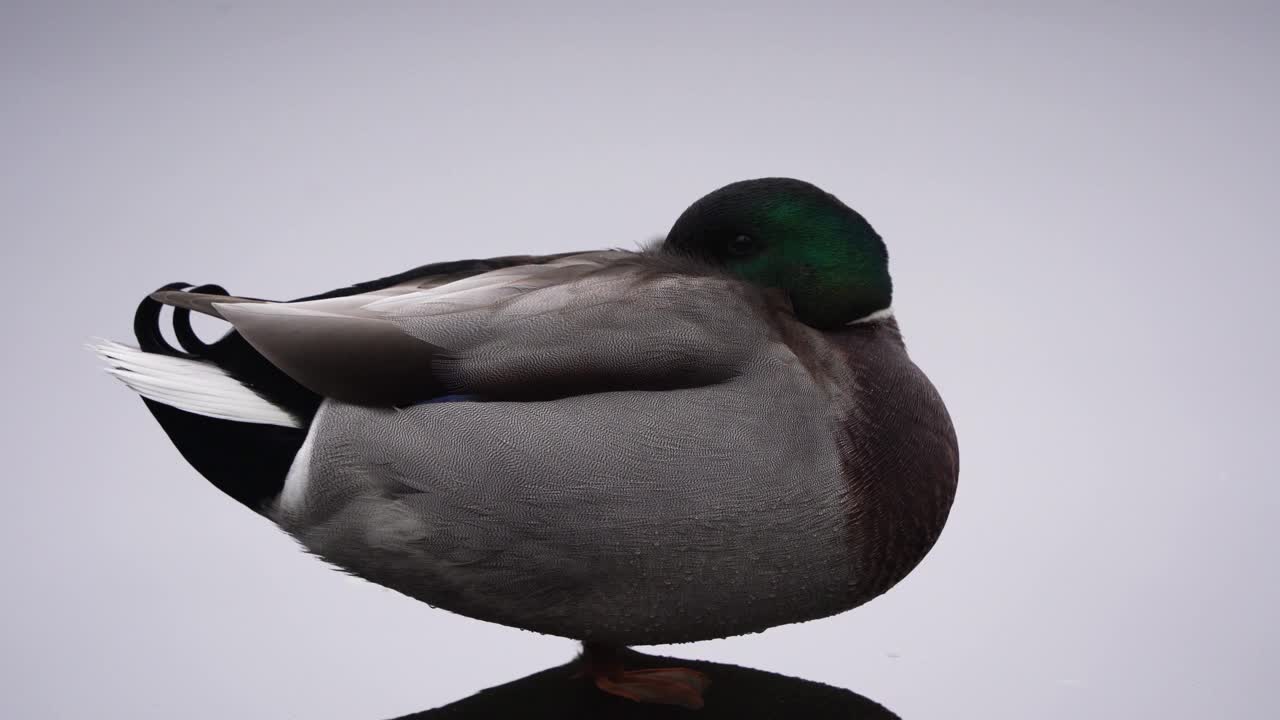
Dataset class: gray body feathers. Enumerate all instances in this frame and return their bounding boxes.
[117,250,958,645]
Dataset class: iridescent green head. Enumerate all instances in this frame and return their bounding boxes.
[662,178,891,329]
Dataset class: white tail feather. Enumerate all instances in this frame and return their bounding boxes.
[89,340,301,429]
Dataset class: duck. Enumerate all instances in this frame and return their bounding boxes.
[92,178,959,710]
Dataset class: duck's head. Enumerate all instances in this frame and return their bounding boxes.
[662,178,891,329]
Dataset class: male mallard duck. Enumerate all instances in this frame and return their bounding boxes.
[92,178,958,709]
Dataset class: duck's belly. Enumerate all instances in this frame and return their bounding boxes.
[274,373,860,645]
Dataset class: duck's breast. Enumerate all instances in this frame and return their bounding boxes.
[824,320,960,607]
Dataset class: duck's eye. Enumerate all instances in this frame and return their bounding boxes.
[726,234,757,257]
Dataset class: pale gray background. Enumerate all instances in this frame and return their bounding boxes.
[3,2,1277,718]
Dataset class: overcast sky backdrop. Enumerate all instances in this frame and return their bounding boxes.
[3,2,1277,718]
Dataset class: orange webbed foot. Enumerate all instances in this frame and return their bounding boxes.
[580,643,711,709]
[594,666,711,709]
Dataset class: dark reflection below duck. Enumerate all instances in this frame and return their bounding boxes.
[392,649,899,719]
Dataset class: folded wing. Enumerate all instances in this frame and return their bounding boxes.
[162,251,771,406]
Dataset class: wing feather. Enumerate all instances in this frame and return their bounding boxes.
[202,251,772,404]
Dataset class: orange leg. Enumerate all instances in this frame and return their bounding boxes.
[580,643,711,709]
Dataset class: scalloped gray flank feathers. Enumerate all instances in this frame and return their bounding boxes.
[91,177,958,650]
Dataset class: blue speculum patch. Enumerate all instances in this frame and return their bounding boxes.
[424,393,479,404]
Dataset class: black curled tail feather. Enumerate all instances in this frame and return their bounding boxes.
[133,284,322,514]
